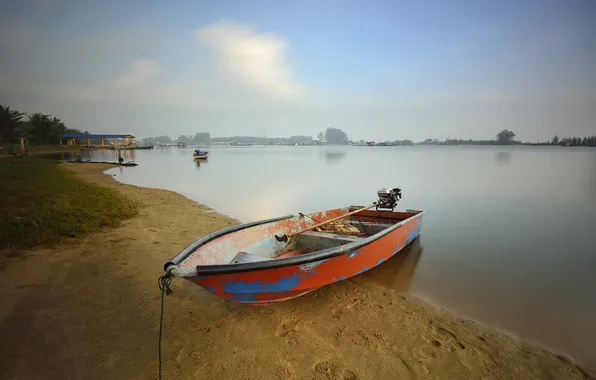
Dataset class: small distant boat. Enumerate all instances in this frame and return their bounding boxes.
[163,188,425,305]
[109,145,153,150]
[193,149,208,159]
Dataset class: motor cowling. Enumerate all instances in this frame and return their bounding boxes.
[376,188,402,211]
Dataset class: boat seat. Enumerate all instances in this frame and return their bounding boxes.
[230,252,272,264]
[347,221,395,229]
[299,231,362,243]
[346,221,395,234]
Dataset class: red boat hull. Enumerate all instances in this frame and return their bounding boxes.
[183,211,423,305]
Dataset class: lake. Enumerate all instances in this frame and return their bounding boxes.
[61,145,596,367]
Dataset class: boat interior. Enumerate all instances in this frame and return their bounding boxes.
[229,208,422,264]
[177,207,423,269]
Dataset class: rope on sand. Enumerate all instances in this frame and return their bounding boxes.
[158,274,173,380]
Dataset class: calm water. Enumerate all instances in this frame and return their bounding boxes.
[72,145,596,367]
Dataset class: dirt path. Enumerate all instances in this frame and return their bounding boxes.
[0,163,593,380]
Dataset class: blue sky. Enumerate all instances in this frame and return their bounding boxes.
[1,0,595,141]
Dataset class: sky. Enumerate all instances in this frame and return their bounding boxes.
[1,0,595,142]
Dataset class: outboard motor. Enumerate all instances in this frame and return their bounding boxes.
[376,188,402,211]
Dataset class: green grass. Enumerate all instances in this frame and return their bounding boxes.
[1,143,72,155]
[0,157,139,249]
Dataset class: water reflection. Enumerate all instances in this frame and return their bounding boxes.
[356,237,424,292]
[495,151,512,165]
[194,159,208,169]
[590,153,596,199]
[37,148,138,164]
[322,150,347,163]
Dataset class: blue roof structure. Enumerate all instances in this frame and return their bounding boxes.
[61,133,135,138]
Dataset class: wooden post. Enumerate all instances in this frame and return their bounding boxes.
[101,138,104,147]
[20,138,26,157]
[87,137,91,147]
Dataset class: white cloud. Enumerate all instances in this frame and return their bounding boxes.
[113,59,161,88]
[195,20,304,97]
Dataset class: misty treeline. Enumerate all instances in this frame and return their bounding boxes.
[317,127,349,145]
[421,129,596,147]
[141,134,317,146]
[141,133,211,145]
[135,124,596,148]
[422,129,518,145]
[0,104,86,145]
[211,135,315,145]
[139,127,354,146]
[552,135,596,147]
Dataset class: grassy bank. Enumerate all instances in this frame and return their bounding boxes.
[1,143,70,155]
[0,157,139,249]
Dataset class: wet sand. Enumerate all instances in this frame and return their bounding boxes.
[0,163,593,380]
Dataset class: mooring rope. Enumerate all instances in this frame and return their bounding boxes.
[158,274,173,380]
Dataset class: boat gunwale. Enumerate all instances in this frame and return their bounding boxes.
[164,207,425,277]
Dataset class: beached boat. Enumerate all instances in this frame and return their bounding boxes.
[163,188,424,305]
[193,149,208,159]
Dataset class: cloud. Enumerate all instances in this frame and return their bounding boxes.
[195,20,304,97]
[113,59,161,88]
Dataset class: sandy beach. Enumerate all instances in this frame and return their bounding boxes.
[0,163,594,380]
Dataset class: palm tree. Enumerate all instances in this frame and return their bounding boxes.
[0,105,27,143]
[28,113,52,144]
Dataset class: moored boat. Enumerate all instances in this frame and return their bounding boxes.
[193,149,208,159]
[109,145,153,150]
[163,188,424,305]
[130,145,154,150]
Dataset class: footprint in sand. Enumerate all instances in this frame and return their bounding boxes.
[336,326,347,337]
[428,321,466,352]
[437,327,465,351]
[276,318,299,337]
[314,361,336,379]
[332,308,342,319]
[332,303,357,320]
[313,361,359,380]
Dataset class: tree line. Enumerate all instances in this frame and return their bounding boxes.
[210,135,314,145]
[0,104,85,145]
[140,134,317,146]
[140,127,352,146]
[5,104,592,149]
[551,135,596,146]
[420,130,596,147]
[141,133,211,146]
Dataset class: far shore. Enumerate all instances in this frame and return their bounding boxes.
[0,162,594,380]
